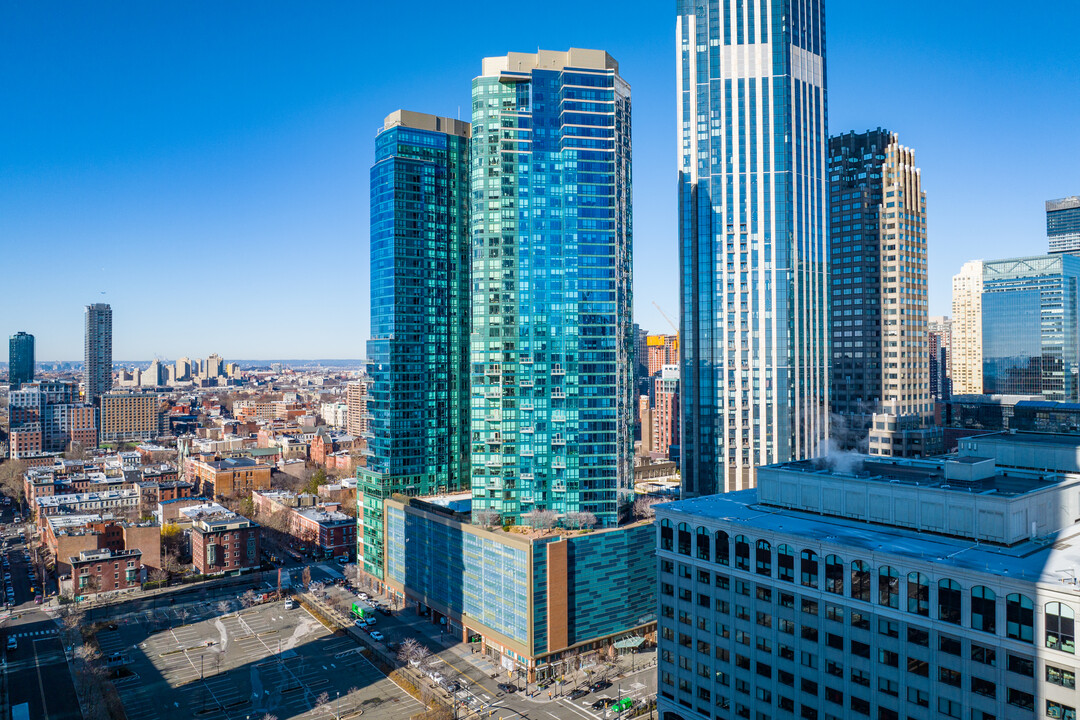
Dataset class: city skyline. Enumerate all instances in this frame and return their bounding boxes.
[2,2,1078,359]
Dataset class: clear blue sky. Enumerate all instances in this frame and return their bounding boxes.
[1,1,1077,361]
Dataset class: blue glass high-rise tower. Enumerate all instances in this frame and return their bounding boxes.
[360,110,472,579]
[469,49,633,527]
[678,1,829,495]
[9,331,34,389]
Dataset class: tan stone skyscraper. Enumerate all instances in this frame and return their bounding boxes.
[951,260,984,394]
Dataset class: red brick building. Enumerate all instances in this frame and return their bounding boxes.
[190,510,261,575]
[70,548,143,596]
[252,491,355,560]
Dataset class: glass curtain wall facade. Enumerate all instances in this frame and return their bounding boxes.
[469,49,633,527]
[982,254,1080,401]
[1047,196,1080,254]
[84,303,112,404]
[9,331,34,389]
[678,0,829,495]
[360,111,471,579]
[829,129,929,448]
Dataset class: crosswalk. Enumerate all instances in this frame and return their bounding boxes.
[8,628,57,639]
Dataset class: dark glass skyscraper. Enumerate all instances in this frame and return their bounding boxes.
[8,331,34,389]
[828,129,929,450]
[360,110,471,579]
[469,49,633,527]
[678,0,829,495]
[84,303,112,404]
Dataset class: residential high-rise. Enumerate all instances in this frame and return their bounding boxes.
[175,357,191,382]
[469,49,633,527]
[678,1,829,494]
[928,315,952,400]
[656,438,1080,720]
[359,110,472,579]
[84,303,113,404]
[829,129,930,451]
[8,331,34,389]
[951,260,984,394]
[1047,196,1080,254]
[982,254,1080,401]
[652,364,680,461]
[345,379,368,437]
[647,334,679,376]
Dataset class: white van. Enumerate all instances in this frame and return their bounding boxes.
[284,598,296,610]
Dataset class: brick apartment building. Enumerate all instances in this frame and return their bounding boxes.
[44,514,161,576]
[190,509,260,575]
[185,455,271,497]
[70,548,143,596]
[252,490,355,560]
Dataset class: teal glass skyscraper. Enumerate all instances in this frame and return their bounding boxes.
[9,331,34,389]
[469,49,633,527]
[678,0,830,495]
[360,110,471,579]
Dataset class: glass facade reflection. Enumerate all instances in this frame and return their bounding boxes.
[982,254,1080,401]
[678,0,830,495]
[361,111,472,579]
[8,331,34,389]
[469,50,633,526]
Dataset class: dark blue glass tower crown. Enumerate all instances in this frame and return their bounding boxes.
[8,331,34,389]
[678,0,830,496]
[360,111,471,578]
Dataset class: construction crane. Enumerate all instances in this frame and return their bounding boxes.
[652,301,679,335]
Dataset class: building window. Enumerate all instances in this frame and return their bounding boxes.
[755,540,772,576]
[734,535,750,571]
[1006,593,1034,642]
[1046,602,1076,654]
[800,549,819,588]
[878,566,899,609]
[1047,664,1077,689]
[714,530,730,565]
[660,519,673,552]
[1047,700,1076,720]
[938,579,961,624]
[906,572,929,616]
[697,527,711,561]
[970,586,996,634]
[777,544,794,582]
[824,555,843,595]
[850,561,871,602]
[677,523,691,555]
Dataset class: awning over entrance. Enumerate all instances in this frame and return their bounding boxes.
[614,636,644,649]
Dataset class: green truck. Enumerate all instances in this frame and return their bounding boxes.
[351,601,375,620]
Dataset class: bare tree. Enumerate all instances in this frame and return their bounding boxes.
[0,459,27,503]
[149,567,169,585]
[313,691,330,713]
[241,589,258,608]
[64,442,89,461]
[522,509,558,530]
[217,600,232,616]
[633,496,671,520]
[565,511,597,530]
[472,509,501,527]
[302,565,312,589]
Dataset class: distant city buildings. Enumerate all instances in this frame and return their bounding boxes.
[651,364,680,462]
[928,316,953,401]
[829,129,931,455]
[1047,195,1080,254]
[9,380,96,458]
[8,331,34,389]
[84,303,113,404]
[950,260,984,395]
[678,0,829,495]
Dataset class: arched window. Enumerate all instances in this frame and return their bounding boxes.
[696,527,710,561]
[1047,602,1076,653]
[878,566,899,609]
[851,561,871,602]
[734,535,750,571]
[938,579,961,624]
[971,586,996,634]
[907,572,929,616]
[714,531,730,566]
[824,555,844,595]
[777,545,795,582]
[677,523,691,556]
[800,549,819,588]
[659,519,672,552]
[1006,593,1033,643]
[755,540,772,576]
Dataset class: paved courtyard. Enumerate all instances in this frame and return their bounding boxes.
[93,597,423,720]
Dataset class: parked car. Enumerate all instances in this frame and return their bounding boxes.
[497,683,517,694]
[589,680,612,693]
[369,630,384,641]
[284,598,296,610]
[5,636,16,650]
[567,688,588,700]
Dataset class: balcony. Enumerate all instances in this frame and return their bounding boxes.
[551,365,565,375]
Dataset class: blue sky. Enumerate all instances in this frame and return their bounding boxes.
[1,1,1077,361]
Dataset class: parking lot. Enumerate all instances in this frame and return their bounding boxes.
[94,596,423,720]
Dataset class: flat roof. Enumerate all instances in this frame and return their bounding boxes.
[966,431,1080,447]
[658,492,1080,586]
